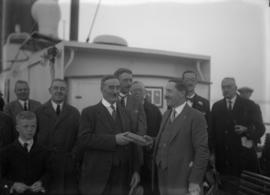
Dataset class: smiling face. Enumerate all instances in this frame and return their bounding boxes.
[49,80,67,104]
[15,82,30,101]
[16,118,36,141]
[165,81,186,108]
[101,78,120,104]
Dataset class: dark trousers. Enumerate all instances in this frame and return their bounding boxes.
[218,175,240,195]
[102,163,129,195]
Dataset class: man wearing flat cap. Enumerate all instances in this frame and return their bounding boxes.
[238,86,263,126]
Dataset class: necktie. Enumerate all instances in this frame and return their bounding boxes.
[110,104,116,120]
[171,109,177,122]
[23,143,28,152]
[56,104,61,115]
[120,96,125,108]
[228,100,232,111]
[24,101,27,111]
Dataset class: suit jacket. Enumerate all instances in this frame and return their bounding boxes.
[153,104,209,194]
[4,99,41,122]
[0,140,51,192]
[35,101,80,195]
[188,94,212,151]
[126,95,147,135]
[0,112,15,149]
[211,95,265,176]
[74,101,139,195]
[143,101,162,168]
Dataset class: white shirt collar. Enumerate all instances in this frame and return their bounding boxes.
[18,137,34,152]
[173,102,186,117]
[102,98,116,108]
[102,98,116,115]
[186,93,195,99]
[51,100,64,111]
[227,95,237,104]
[18,99,29,107]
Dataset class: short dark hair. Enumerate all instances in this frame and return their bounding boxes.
[50,78,67,88]
[168,78,187,94]
[182,70,197,78]
[114,68,132,78]
[100,75,118,89]
[16,111,36,125]
[15,80,29,89]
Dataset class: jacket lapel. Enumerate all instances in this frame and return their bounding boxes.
[15,100,24,112]
[96,102,116,132]
[168,104,189,144]
[153,110,171,156]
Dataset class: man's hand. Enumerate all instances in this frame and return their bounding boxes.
[115,132,133,145]
[143,135,154,147]
[130,171,140,189]
[30,181,45,193]
[10,182,29,194]
[234,125,247,134]
[188,183,200,195]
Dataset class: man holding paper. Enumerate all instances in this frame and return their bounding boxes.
[74,75,140,195]
[145,78,209,195]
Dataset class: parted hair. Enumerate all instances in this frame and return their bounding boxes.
[168,78,188,94]
[114,68,132,78]
[16,111,37,124]
[100,75,118,89]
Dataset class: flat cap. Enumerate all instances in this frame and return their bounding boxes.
[238,86,254,93]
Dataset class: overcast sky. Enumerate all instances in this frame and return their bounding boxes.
[58,0,270,122]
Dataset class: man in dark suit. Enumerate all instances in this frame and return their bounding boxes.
[182,71,211,143]
[0,91,4,111]
[0,111,51,195]
[0,112,15,149]
[35,79,80,195]
[114,68,147,136]
[130,81,162,195]
[74,75,140,195]
[146,78,209,195]
[211,78,265,194]
[238,86,264,126]
[4,80,41,122]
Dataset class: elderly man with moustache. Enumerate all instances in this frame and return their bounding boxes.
[130,81,162,195]
[211,77,265,194]
[74,75,140,195]
[35,79,80,195]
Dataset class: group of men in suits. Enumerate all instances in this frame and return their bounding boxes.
[0,68,265,195]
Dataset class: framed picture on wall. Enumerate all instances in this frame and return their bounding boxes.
[145,86,163,108]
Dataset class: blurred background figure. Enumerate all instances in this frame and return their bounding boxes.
[131,81,162,195]
[4,80,41,122]
[0,91,4,111]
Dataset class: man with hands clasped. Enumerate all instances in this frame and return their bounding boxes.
[74,75,140,195]
[0,111,51,195]
[144,78,209,195]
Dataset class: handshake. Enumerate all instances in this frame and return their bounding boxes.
[115,132,154,146]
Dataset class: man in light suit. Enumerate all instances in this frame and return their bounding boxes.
[146,78,209,195]
[74,75,140,195]
[4,80,41,122]
[35,79,80,195]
